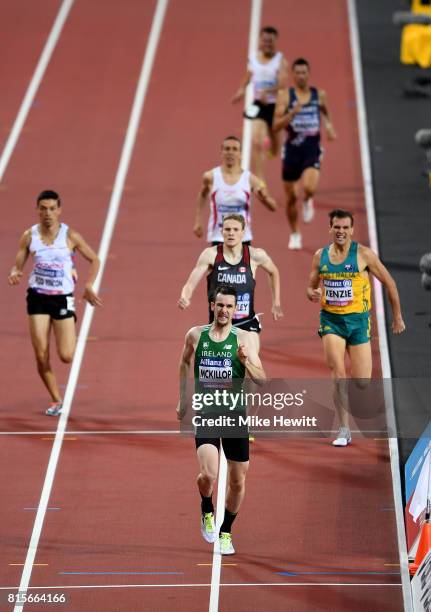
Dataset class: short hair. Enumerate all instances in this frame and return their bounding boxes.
[292,57,310,70]
[212,285,238,304]
[329,209,354,226]
[37,190,61,206]
[222,135,241,150]
[222,213,245,229]
[260,26,278,37]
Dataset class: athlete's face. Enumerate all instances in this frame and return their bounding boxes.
[221,140,241,168]
[37,199,61,228]
[211,293,236,327]
[260,32,277,56]
[222,220,245,247]
[293,65,309,89]
[330,217,353,246]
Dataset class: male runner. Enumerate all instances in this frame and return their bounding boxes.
[179,214,283,347]
[232,26,288,181]
[8,190,102,415]
[177,285,266,554]
[273,58,337,249]
[306,209,405,446]
[193,135,277,243]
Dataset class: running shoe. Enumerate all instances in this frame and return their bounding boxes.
[288,232,302,250]
[219,532,235,555]
[332,427,352,447]
[302,198,315,223]
[201,512,216,543]
[46,401,62,417]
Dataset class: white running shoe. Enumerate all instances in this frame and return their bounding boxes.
[302,198,315,223]
[332,427,352,447]
[288,232,302,250]
[219,532,235,555]
[201,512,216,543]
[46,401,62,416]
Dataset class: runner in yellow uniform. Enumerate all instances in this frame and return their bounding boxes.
[307,209,405,446]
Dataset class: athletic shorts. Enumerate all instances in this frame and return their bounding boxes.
[244,100,276,128]
[208,311,261,333]
[282,141,322,182]
[211,241,252,246]
[195,437,249,462]
[233,315,262,334]
[26,288,76,320]
[318,310,371,346]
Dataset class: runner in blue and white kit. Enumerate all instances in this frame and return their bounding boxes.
[8,190,101,416]
[193,136,277,243]
[232,26,288,181]
[273,58,337,250]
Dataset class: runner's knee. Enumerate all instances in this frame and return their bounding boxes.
[59,349,74,364]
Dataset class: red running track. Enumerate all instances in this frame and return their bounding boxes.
[0,1,404,610]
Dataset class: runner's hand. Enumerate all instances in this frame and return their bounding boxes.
[237,343,248,365]
[307,288,322,302]
[392,317,406,334]
[176,400,187,420]
[178,296,190,310]
[326,124,337,141]
[193,222,204,238]
[8,268,23,285]
[272,304,284,320]
[83,285,102,307]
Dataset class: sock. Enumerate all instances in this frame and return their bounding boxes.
[219,508,237,534]
[200,493,214,514]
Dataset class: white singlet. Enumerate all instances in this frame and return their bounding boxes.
[207,167,252,243]
[28,223,75,295]
[248,51,283,104]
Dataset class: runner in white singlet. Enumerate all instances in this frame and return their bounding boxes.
[231,26,288,181]
[8,190,102,416]
[193,136,277,243]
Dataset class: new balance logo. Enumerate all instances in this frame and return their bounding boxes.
[223,344,232,349]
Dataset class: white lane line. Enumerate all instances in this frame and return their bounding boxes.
[208,2,262,612]
[0,0,74,182]
[0,429,386,435]
[1,582,403,591]
[13,1,169,610]
[346,2,413,612]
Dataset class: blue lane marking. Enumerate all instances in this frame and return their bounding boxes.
[276,571,400,576]
[58,572,184,576]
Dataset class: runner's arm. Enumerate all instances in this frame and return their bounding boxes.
[178,248,213,309]
[319,90,337,141]
[177,328,197,419]
[231,69,252,104]
[8,230,31,285]
[68,229,102,307]
[272,90,301,132]
[306,250,322,302]
[237,332,266,385]
[252,248,283,320]
[250,174,277,211]
[361,247,405,334]
[193,171,213,238]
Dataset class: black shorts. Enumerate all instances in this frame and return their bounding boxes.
[195,437,249,462]
[244,100,276,129]
[233,315,262,333]
[26,288,76,320]
[211,241,252,246]
[282,142,322,182]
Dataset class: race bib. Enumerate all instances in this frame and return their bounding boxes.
[323,279,353,307]
[235,293,250,319]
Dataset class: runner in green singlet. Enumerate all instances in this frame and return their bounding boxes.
[177,285,266,555]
